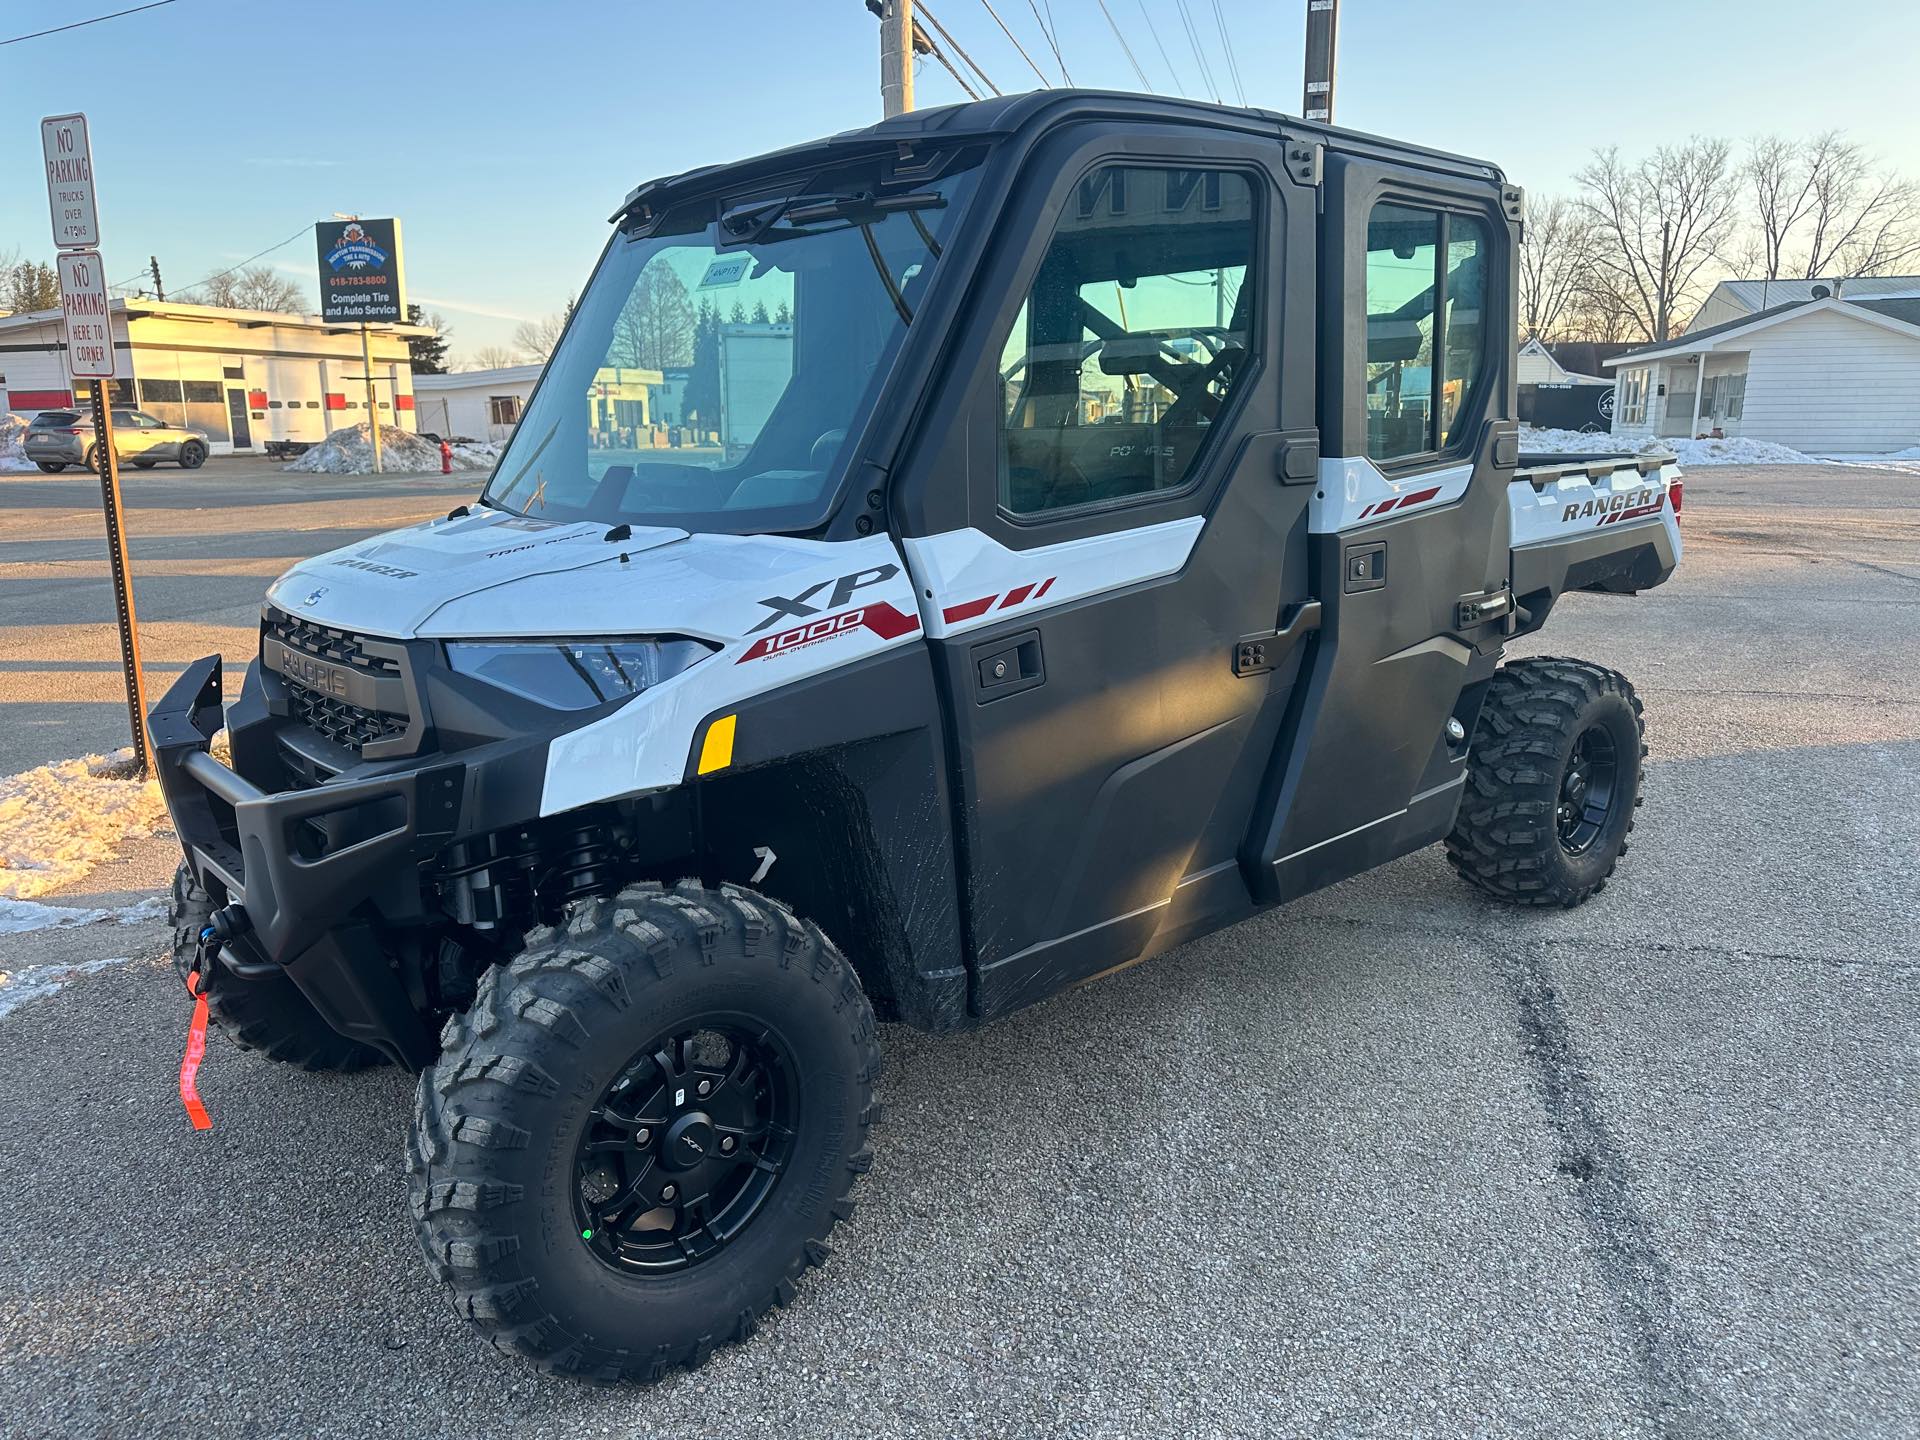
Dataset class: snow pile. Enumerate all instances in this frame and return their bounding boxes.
[0,895,165,935]
[0,749,169,900]
[1519,425,1826,467]
[0,956,136,1021]
[1518,426,1635,456]
[0,413,34,473]
[1655,436,1825,466]
[284,422,496,474]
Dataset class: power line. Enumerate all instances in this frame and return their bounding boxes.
[1173,0,1222,103]
[170,223,313,301]
[1134,0,1188,95]
[973,0,1053,88]
[1025,0,1072,83]
[1208,0,1247,105]
[921,36,984,100]
[918,3,1003,93]
[1,0,177,46]
[1093,0,1154,92]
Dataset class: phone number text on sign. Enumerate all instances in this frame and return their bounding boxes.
[57,251,117,378]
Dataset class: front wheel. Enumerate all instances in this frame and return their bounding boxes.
[1445,657,1646,907]
[407,880,880,1382]
[178,441,207,469]
[36,461,66,473]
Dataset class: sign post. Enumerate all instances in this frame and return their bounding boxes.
[316,217,406,477]
[45,116,149,774]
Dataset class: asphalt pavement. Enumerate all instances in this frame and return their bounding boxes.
[0,460,1914,1438]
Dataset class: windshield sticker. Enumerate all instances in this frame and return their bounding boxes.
[698,256,751,289]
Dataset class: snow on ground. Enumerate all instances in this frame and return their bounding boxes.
[0,413,35,473]
[0,956,137,1021]
[1519,426,1830,466]
[284,422,498,475]
[0,749,169,900]
[0,896,166,935]
[1826,448,1920,474]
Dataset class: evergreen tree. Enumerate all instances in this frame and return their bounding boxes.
[685,299,722,428]
[750,300,771,324]
[405,303,452,374]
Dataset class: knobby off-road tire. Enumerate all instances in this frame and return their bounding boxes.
[166,862,386,1072]
[1446,657,1646,907]
[407,880,881,1382]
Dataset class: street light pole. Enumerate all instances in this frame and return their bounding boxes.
[1303,0,1338,123]
[880,0,915,117]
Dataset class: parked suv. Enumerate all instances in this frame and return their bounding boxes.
[24,408,209,472]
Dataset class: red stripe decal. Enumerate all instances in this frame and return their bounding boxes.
[1032,576,1055,599]
[999,583,1035,609]
[941,595,996,624]
[1396,486,1442,510]
[737,600,920,662]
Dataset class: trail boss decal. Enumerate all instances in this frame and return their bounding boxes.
[1564,488,1668,527]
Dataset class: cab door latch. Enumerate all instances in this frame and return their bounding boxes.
[1455,587,1517,632]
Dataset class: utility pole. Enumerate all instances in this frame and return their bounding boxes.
[1303,0,1338,123]
[148,254,164,302]
[880,0,915,117]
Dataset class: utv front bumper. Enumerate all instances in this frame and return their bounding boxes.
[151,655,470,1067]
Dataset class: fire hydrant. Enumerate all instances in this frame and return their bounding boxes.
[439,438,453,475]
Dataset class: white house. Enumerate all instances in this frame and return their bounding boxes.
[0,299,425,454]
[1687,273,1920,332]
[412,363,544,442]
[1604,292,1920,454]
[1517,337,1611,386]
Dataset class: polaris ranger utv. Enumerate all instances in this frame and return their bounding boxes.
[152,92,1681,1380]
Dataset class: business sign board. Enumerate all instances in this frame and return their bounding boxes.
[315,217,406,323]
[42,114,100,249]
[56,250,117,378]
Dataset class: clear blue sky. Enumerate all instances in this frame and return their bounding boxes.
[5,0,1917,359]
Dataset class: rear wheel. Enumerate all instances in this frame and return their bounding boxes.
[178,441,207,469]
[133,459,156,469]
[36,461,65,473]
[1445,657,1646,907]
[407,880,880,1381]
[167,862,386,1071]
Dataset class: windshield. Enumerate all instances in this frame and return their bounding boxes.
[485,160,976,533]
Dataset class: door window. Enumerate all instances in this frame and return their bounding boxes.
[997,165,1258,517]
[1364,202,1492,462]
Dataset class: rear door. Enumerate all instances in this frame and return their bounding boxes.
[894,124,1321,1019]
[1241,150,1521,902]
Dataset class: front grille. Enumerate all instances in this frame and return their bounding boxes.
[265,609,401,675]
[286,682,410,753]
[263,606,413,758]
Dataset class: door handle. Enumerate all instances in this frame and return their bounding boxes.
[1233,599,1322,676]
[970,629,1045,703]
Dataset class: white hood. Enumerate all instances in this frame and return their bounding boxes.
[265,507,910,646]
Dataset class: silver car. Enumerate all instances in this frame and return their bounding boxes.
[24,408,210,472]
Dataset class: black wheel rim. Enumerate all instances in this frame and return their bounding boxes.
[572,1020,797,1274]
[1557,724,1620,855]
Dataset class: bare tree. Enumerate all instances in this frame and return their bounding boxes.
[1519,195,1599,340]
[461,345,522,371]
[192,264,306,312]
[1578,139,1743,341]
[1748,131,1920,280]
[511,297,575,362]
[609,263,695,371]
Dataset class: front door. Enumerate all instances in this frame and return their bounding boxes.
[227,388,252,450]
[895,129,1321,1019]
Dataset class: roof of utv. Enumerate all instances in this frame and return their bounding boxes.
[615,89,1508,219]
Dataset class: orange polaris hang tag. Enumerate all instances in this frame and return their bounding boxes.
[179,971,212,1130]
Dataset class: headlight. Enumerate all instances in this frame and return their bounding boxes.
[445,638,715,711]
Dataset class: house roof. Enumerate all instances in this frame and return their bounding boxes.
[1853,296,1920,327]
[413,363,545,391]
[1704,274,1920,317]
[1607,294,1920,366]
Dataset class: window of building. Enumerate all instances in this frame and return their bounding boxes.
[996,164,1258,517]
[489,394,523,427]
[1364,203,1492,462]
[1617,368,1647,425]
